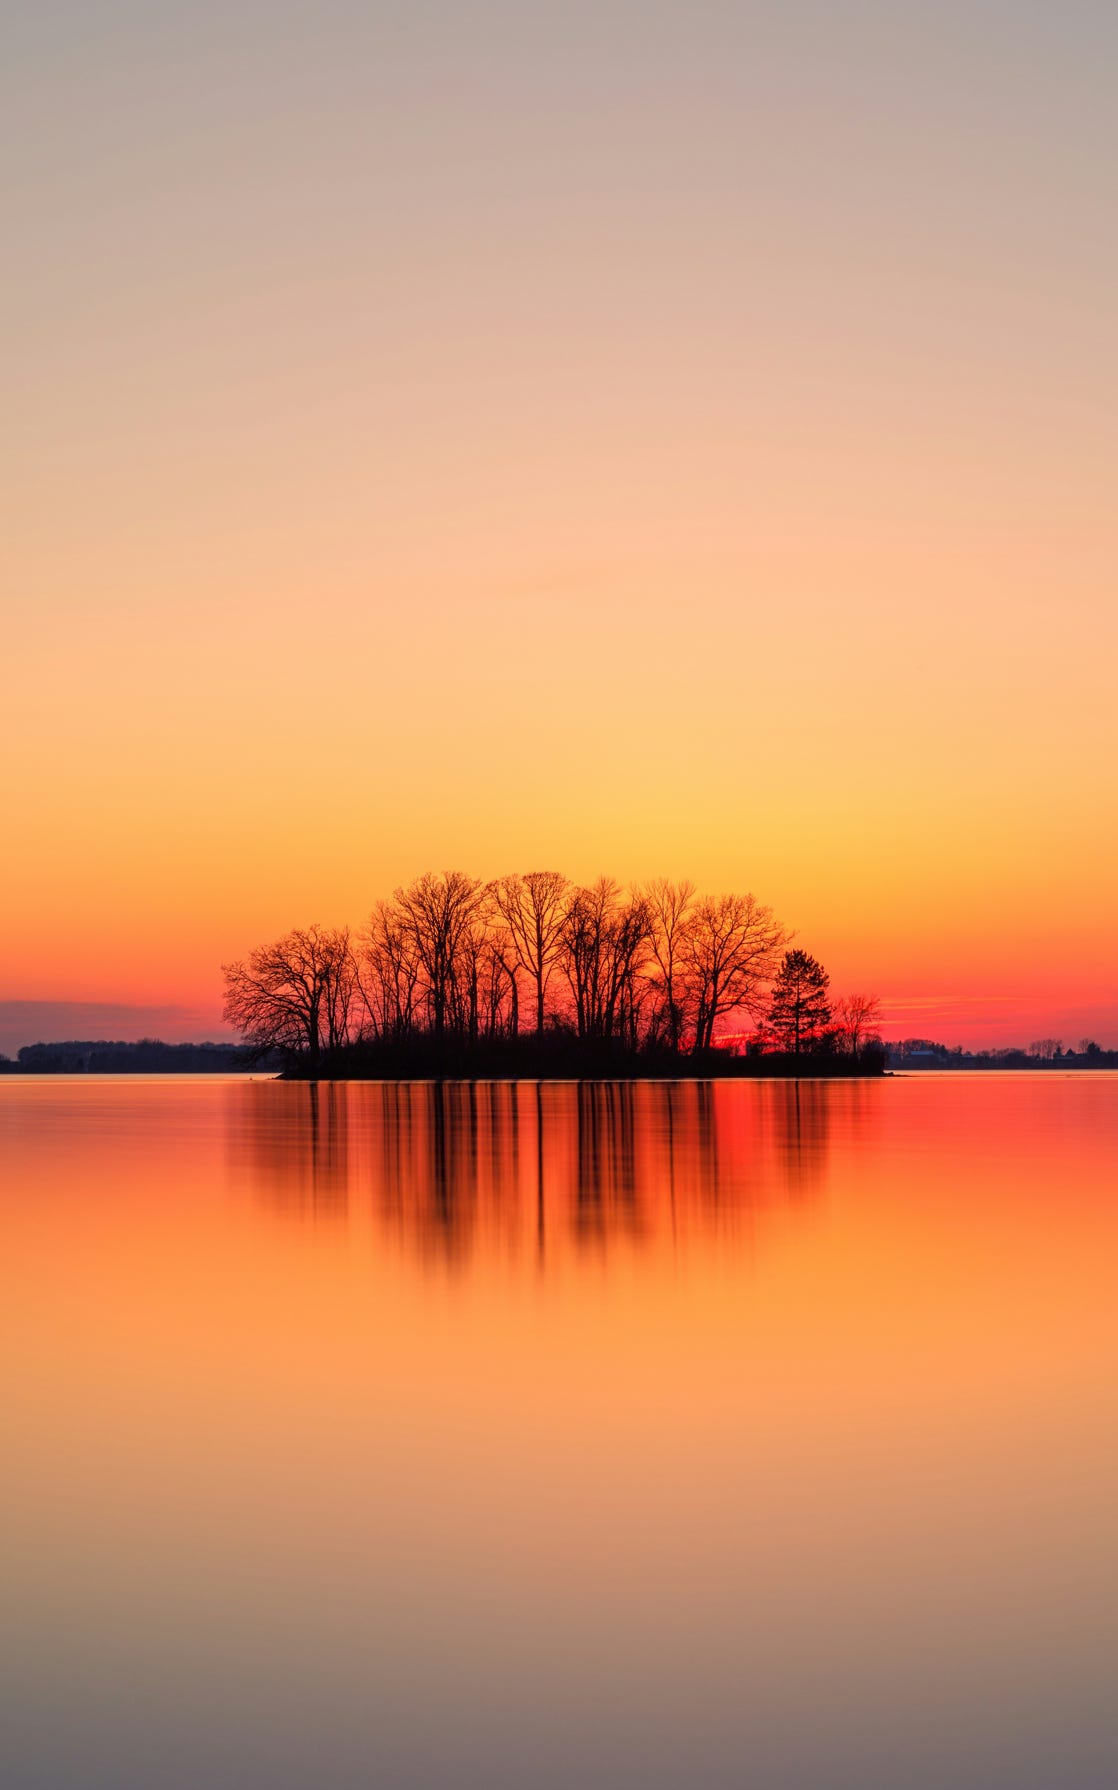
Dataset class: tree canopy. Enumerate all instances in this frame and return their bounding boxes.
[766,949,832,1054]
[222,869,881,1071]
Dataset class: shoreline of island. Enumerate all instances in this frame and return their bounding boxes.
[5,1038,1117,1077]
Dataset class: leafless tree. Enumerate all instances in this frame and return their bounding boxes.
[323,932,360,1053]
[559,878,653,1041]
[224,869,803,1065]
[357,899,422,1041]
[393,871,491,1040]
[493,870,570,1034]
[447,893,502,1042]
[480,924,520,1039]
[612,893,655,1047]
[679,893,788,1052]
[833,992,883,1056]
[644,877,696,1051]
[222,924,356,1066]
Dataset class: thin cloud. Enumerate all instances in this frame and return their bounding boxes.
[0,1000,231,1059]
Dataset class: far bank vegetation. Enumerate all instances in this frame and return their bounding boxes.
[222,871,884,1076]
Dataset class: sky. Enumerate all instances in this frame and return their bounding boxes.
[3,0,1116,1054]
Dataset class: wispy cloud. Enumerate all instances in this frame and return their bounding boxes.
[876,992,1116,1049]
[879,993,1029,1013]
[0,1000,230,1059]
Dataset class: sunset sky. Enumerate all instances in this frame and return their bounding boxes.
[4,1,1116,1054]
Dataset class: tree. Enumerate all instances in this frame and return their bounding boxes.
[357,899,422,1042]
[679,893,788,1052]
[494,870,570,1034]
[478,923,519,1039]
[446,894,500,1042]
[644,878,695,1052]
[392,871,490,1040]
[222,925,356,1067]
[223,869,807,1066]
[767,949,831,1054]
[558,878,652,1042]
[834,991,883,1057]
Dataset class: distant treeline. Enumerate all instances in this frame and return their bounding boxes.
[890,1037,1117,1069]
[12,1040,262,1074]
[222,869,886,1078]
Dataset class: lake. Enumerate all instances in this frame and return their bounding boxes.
[3,1074,1116,1789]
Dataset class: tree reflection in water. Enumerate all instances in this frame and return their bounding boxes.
[227,1079,851,1269]
[226,1079,350,1221]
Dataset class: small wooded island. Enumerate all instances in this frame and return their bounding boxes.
[221,869,886,1078]
[5,872,1111,1077]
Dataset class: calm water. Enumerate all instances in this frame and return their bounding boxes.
[3,1074,1117,1789]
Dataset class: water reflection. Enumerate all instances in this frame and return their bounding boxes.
[227,1078,840,1268]
[6,1074,1118,1790]
[227,1080,351,1220]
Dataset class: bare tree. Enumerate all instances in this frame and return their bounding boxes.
[644,877,695,1051]
[222,925,356,1067]
[477,925,519,1039]
[834,992,883,1056]
[357,899,422,1041]
[393,871,491,1041]
[559,878,653,1041]
[494,870,570,1034]
[223,870,800,1069]
[322,930,360,1054]
[611,892,654,1047]
[680,894,788,1053]
[560,879,609,1039]
[447,892,501,1042]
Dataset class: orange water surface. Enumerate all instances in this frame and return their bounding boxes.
[3,1074,1117,1788]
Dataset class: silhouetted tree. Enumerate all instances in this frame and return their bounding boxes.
[447,894,501,1041]
[479,923,519,1038]
[767,949,831,1054]
[833,991,883,1056]
[357,899,422,1041]
[222,925,356,1067]
[393,871,491,1041]
[217,868,893,1075]
[494,870,570,1034]
[558,879,652,1041]
[680,893,788,1052]
[644,877,695,1051]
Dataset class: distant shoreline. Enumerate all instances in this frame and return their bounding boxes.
[4,1038,885,1079]
[4,1043,1114,1079]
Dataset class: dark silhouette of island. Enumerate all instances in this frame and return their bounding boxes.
[221,869,887,1079]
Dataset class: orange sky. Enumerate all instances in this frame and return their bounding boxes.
[3,2,1116,1051]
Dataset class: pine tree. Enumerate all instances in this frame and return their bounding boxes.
[767,949,831,1054]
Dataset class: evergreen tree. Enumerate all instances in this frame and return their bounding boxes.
[767,949,831,1054]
